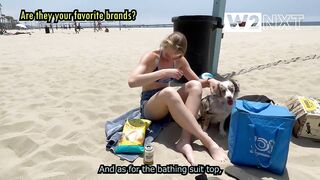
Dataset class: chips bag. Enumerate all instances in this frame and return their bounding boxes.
[114,118,151,154]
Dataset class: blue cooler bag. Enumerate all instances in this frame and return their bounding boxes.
[228,100,295,175]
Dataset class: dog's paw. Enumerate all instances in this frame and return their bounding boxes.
[219,131,227,137]
[202,124,209,132]
[199,118,210,132]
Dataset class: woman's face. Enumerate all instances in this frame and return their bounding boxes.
[162,46,183,61]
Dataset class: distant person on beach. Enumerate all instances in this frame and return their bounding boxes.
[128,32,228,165]
[0,28,5,35]
[98,21,102,31]
[74,21,79,34]
[78,23,81,32]
[94,21,97,32]
[50,23,54,33]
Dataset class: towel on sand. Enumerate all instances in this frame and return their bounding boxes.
[105,107,172,162]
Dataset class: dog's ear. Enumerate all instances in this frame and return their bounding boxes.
[229,79,240,93]
[210,82,223,97]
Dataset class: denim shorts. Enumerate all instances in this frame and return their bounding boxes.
[140,88,172,123]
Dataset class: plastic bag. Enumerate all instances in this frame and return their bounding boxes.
[115,118,151,154]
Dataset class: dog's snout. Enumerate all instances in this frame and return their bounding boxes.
[227,96,234,106]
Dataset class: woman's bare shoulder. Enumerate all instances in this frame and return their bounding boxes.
[140,50,160,64]
[175,56,189,69]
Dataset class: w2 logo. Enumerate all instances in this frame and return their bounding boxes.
[224,13,262,32]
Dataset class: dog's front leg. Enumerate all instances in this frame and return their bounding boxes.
[202,117,210,131]
[219,120,227,137]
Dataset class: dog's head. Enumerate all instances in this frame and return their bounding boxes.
[212,79,240,106]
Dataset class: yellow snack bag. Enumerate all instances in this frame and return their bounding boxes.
[115,118,151,154]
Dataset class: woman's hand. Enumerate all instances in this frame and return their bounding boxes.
[161,69,184,80]
[208,78,220,94]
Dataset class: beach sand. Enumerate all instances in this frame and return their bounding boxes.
[0,27,320,179]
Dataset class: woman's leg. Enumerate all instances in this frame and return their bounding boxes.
[143,81,228,162]
[175,80,203,165]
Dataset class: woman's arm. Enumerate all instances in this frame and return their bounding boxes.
[179,57,220,89]
[128,52,165,88]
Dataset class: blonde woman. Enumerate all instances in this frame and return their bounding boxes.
[128,32,228,165]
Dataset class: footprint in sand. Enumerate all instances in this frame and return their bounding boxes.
[0,121,35,135]
[78,95,97,103]
[20,150,56,168]
[79,110,98,120]
[97,113,110,120]
[33,158,94,178]
[48,91,64,98]
[0,110,8,118]
[71,116,84,125]
[0,135,39,158]
[38,113,56,121]
[47,125,65,139]
[25,103,46,110]
[55,101,73,108]
[49,143,89,156]
[0,64,23,75]
[63,131,83,141]
[108,105,128,113]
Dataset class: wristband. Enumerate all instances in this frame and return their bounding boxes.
[200,72,214,80]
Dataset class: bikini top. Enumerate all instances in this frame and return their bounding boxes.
[153,51,176,84]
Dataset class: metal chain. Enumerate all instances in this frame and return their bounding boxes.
[221,54,320,79]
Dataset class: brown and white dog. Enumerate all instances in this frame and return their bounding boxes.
[198,79,240,136]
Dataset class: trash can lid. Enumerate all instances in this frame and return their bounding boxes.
[172,15,223,28]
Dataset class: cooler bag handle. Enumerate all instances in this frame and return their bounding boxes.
[248,124,284,168]
[243,100,271,113]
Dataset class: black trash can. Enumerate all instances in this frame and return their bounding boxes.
[45,26,50,34]
[172,15,223,81]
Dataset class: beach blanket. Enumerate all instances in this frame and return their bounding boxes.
[105,107,172,162]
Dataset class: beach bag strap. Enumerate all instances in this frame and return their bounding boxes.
[248,123,284,168]
[243,100,271,113]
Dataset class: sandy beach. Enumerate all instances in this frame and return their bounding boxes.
[0,27,320,179]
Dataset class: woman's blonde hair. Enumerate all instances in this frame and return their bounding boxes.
[160,32,187,55]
